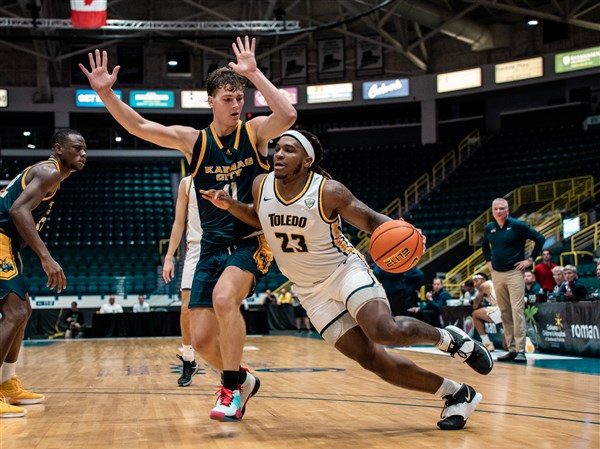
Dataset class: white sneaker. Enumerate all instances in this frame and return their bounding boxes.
[239,370,261,417]
[209,387,242,422]
[437,384,482,430]
[444,326,494,375]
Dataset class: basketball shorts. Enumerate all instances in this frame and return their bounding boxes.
[189,235,272,308]
[293,252,390,345]
[0,233,27,301]
[181,242,200,290]
[485,306,502,324]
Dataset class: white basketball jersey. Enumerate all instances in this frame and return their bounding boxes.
[257,171,356,287]
[184,176,202,245]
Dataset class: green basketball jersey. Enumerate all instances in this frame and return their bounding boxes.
[189,121,270,251]
[0,158,60,243]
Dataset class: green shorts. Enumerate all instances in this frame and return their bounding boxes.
[189,235,272,308]
[0,233,27,301]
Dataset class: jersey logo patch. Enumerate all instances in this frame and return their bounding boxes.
[225,149,232,155]
[304,199,315,208]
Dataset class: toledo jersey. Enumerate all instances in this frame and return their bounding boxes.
[189,121,269,249]
[257,171,356,287]
[184,176,202,246]
[0,158,60,244]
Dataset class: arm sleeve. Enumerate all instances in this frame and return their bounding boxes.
[524,223,545,259]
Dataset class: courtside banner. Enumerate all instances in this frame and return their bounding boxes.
[71,0,107,29]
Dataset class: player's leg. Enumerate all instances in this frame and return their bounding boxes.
[209,265,255,422]
[177,289,199,387]
[326,311,482,430]
[189,307,223,370]
[472,308,495,351]
[337,256,493,375]
[0,293,33,417]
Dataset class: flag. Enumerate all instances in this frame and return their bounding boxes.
[70,0,107,29]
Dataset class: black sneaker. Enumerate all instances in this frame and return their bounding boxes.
[176,354,199,387]
[437,384,482,430]
[497,352,518,362]
[444,326,493,375]
[513,352,527,363]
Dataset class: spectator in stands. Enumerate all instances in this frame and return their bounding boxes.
[133,295,151,313]
[291,285,311,333]
[277,288,293,306]
[559,265,588,300]
[264,289,277,305]
[100,296,124,314]
[523,271,542,297]
[64,301,85,339]
[408,278,451,327]
[162,175,201,387]
[0,128,87,418]
[533,249,557,292]
[482,198,545,363]
[471,274,502,352]
[459,279,478,304]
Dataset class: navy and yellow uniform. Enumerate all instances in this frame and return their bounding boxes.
[188,121,272,307]
[0,158,60,300]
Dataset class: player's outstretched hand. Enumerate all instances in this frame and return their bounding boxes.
[79,49,121,94]
[200,189,233,210]
[228,36,257,77]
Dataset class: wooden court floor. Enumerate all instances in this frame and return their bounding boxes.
[1,335,598,449]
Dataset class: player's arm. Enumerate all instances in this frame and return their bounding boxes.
[162,178,189,283]
[199,174,266,229]
[322,180,390,233]
[472,284,489,309]
[79,49,198,160]
[229,37,297,155]
[10,165,66,292]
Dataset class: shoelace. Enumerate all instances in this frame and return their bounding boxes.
[215,387,234,406]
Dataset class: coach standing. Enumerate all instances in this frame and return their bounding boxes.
[482,198,545,363]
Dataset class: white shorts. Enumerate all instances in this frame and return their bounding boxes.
[181,242,200,290]
[485,306,502,324]
[293,253,390,346]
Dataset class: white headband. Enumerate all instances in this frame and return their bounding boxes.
[280,130,315,162]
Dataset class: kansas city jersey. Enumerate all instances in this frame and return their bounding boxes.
[0,158,59,243]
[257,171,356,287]
[189,121,269,249]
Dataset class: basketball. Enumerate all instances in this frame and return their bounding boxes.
[369,220,424,273]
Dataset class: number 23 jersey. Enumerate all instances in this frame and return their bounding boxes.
[257,171,356,287]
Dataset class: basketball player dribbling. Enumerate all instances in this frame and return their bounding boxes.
[163,175,202,387]
[80,36,297,422]
[202,129,494,430]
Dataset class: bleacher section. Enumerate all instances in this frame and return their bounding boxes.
[3,158,181,296]
[404,126,600,246]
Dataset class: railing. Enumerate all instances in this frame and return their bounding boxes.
[468,176,594,247]
[571,221,600,253]
[402,129,480,214]
[525,213,562,255]
[443,248,487,298]
[418,228,466,268]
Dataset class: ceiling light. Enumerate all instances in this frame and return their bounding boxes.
[527,19,539,26]
[168,60,178,67]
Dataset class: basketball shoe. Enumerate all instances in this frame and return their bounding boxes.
[437,384,482,430]
[483,341,495,352]
[0,376,45,405]
[176,354,199,387]
[444,326,493,375]
[0,393,26,418]
[209,387,242,422]
[239,369,261,417]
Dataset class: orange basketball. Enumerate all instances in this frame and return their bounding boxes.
[369,220,424,273]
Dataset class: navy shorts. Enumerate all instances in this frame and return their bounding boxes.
[0,233,27,301]
[189,235,272,308]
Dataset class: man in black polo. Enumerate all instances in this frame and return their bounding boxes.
[482,198,545,363]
